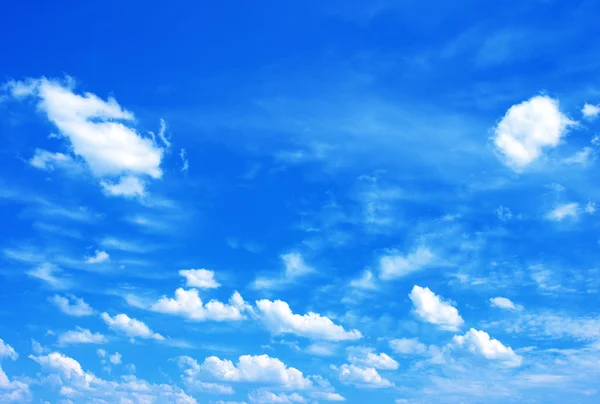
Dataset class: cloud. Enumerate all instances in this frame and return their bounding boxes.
[0,365,31,402]
[563,147,594,165]
[452,328,522,367]
[109,352,121,365]
[58,327,107,345]
[5,77,165,197]
[309,392,345,401]
[26,262,71,289]
[180,148,190,173]
[349,270,377,290]
[248,391,305,403]
[409,286,464,331]
[493,95,575,169]
[346,347,398,370]
[255,299,362,341]
[336,364,393,388]
[545,202,580,221]
[151,288,249,321]
[306,342,338,357]
[31,340,49,355]
[251,252,314,290]
[49,294,94,316]
[100,312,164,340]
[379,246,434,280]
[179,269,220,289]
[30,352,85,379]
[0,339,18,361]
[85,250,110,264]
[178,354,311,389]
[389,338,428,355]
[582,103,600,119]
[489,297,522,311]
[29,149,79,171]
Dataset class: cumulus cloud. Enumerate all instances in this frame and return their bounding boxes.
[5,77,166,197]
[346,347,398,370]
[389,338,428,355]
[251,252,314,290]
[248,391,305,403]
[452,328,522,367]
[563,147,594,165]
[100,312,164,340]
[336,364,392,388]
[582,103,600,119]
[546,203,579,221]
[349,270,377,289]
[493,95,575,169]
[409,286,464,331]
[379,246,434,280]
[0,339,18,361]
[310,392,345,401]
[179,269,220,289]
[29,149,79,171]
[58,327,107,345]
[178,354,311,389]
[256,299,362,341]
[109,352,121,365]
[85,250,110,264]
[150,288,249,321]
[489,297,522,311]
[49,294,94,316]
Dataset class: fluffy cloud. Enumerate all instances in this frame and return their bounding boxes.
[178,354,311,389]
[100,312,164,340]
[309,392,345,401]
[409,286,464,331]
[26,262,71,289]
[336,364,392,388]
[109,352,121,365]
[0,339,18,361]
[6,77,165,197]
[493,95,575,169]
[582,103,600,119]
[49,294,94,316]
[346,347,398,370]
[546,203,579,221]
[29,149,79,171]
[489,297,522,311]
[248,391,305,403]
[389,338,428,355]
[252,252,314,290]
[379,246,434,280]
[151,288,249,321]
[452,328,522,367]
[58,327,107,345]
[85,250,110,264]
[349,270,377,289]
[256,299,362,341]
[179,269,220,289]
[0,366,31,402]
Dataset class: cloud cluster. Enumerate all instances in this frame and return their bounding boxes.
[409,286,464,331]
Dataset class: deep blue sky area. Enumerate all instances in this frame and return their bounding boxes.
[1,1,600,403]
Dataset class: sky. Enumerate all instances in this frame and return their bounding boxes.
[1,0,600,403]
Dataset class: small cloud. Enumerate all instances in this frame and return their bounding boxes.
[85,250,110,264]
[100,176,146,198]
[389,338,428,355]
[26,263,71,289]
[349,270,377,290]
[180,148,189,173]
[379,246,434,280]
[546,203,579,221]
[251,252,314,290]
[179,269,220,289]
[582,103,600,120]
[409,285,463,331]
[451,328,522,367]
[496,206,513,222]
[563,147,594,165]
[49,294,94,316]
[585,201,596,214]
[489,297,523,311]
[57,327,107,345]
[100,312,164,341]
[109,352,122,365]
[336,364,393,388]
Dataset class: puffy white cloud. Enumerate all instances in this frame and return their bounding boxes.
[49,294,94,316]
[58,327,107,345]
[306,342,337,357]
[409,286,464,331]
[100,175,146,198]
[349,270,377,290]
[389,338,428,355]
[85,250,110,264]
[97,349,106,358]
[30,352,85,379]
[32,340,49,355]
[546,203,578,221]
[493,95,575,169]
[379,246,434,280]
[180,148,190,173]
[582,103,600,119]
[489,297,522,311]
[151,288,248,321]
[337,364,392,388]
[248,391,305,403]
[309,392,345,401]
[109,352,121,365]
[100,312,164,340]
[256,299,362,341]
[178,354,311,390]
[0,365,31,402]
[251,253,314,290]
[29,149,79,171]
[179,269,220,289]
[452,328,522,367]
[0,339,18,361]
[346,347,398,370]
[26,262,71,289]
[563,147,594,165]
[6,77,165,197]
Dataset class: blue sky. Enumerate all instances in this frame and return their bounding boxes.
[1,0,600,403]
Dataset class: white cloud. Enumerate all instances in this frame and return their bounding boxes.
[306,342,337,357]
[585,201,596,214]
[109,352,121,365]
[6,77,165,197]
[180,148,190,173]
[409,286,464,331]
[32,340,49,355]
[29,149,79,171]
[349,270,377,290]
[546,202,579,221]
[85,250,110,264]
[97,349,106,358]
[251,253,314,290]
[248,391,305,403]
[179,269,220,289]
[178,354,311,389]
[100,175,146,198]
[256,299,362,341]
[493,95,575,169]
[452,328,522,367]
[563,147,594,165]
[489,297,522,311]
[389,338,428,355]
[58,327,107,345]
[346,347,398,370]
[49,294,94,317]
[379,246,434,280]
[336,364,392,388]
[0,365,31,402]
[496,206,513,222]
[582,103,600,119]
[26,262,71,289]
[0,339,18,361]
[30,352,85,379]
[151,288,249,321]
[310,392,345,401]
[100,312,164,340]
